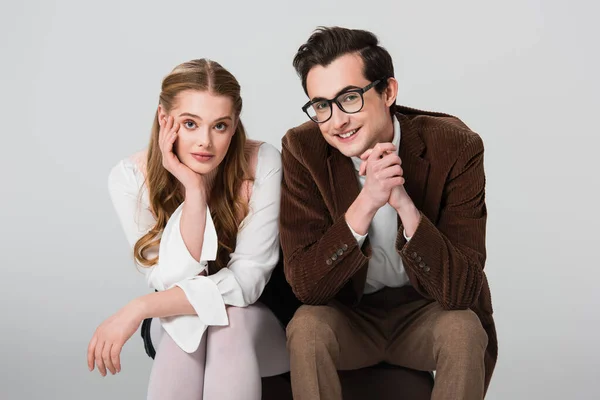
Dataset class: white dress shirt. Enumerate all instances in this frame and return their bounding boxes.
[108,143,282,353]
[348,116,410,294]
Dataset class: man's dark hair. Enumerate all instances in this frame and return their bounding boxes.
[293,26,395,99]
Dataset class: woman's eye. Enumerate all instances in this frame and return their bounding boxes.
[184,120,197,129]
[215,123,228,131]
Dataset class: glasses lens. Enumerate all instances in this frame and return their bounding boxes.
[307,100,331,122]
[337,91,363,113]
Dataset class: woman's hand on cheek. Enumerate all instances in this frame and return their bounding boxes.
[159,115,204,192]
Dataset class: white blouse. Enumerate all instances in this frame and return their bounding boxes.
[108,143,282,353]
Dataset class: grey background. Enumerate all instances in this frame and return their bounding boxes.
[1,0,598,399]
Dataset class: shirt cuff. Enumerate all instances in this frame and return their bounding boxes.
[162,275,228,353]
[403,229,412,242]
[346,220,367,248]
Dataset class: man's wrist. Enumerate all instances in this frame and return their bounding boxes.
[396,202,421,238]
[346,192,378,235]
[356,191,380,217]
[393,194,416,214]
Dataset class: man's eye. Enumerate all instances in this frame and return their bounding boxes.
[314,101,329,111]
[341,93,360,102]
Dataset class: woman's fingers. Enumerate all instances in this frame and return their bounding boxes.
[102,343,116,375]
[94,340,107,377]
[158,115,167,148]
[87,334,97,371]
[111,342,123,373]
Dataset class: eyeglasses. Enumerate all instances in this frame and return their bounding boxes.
[301,79,383,123]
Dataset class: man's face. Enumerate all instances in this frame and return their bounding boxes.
[305,53,396,158]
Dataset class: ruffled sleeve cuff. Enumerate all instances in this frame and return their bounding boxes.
[161,275,229,353]
[149,203,218,291]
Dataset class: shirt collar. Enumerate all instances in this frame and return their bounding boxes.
[351,115,401,172]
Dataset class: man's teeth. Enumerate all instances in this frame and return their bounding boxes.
[339,129,357,139]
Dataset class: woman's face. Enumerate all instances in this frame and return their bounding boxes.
[159,90,236,176]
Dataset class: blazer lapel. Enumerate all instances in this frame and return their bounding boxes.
[397,113,430,212]
[327,148,361,219]
[327,148,369,303]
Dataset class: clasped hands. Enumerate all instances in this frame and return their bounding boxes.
[358,142,411,213]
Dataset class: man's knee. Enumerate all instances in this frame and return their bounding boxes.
[434,309,488,352]
[286,305,340,359]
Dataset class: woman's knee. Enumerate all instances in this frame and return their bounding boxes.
[207,305,262,346]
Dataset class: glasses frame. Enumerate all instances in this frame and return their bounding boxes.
[301,79,383,123]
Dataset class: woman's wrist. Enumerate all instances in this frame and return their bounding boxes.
[184,187,206,203]
[126,297,150,321]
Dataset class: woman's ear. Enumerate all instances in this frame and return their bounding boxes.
[384,77,399,107]
[157,104,166,123]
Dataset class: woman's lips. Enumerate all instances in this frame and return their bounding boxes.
[191,153,214,162]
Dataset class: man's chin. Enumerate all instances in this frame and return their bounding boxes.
[324,136,366,158]
[338,142,367,158]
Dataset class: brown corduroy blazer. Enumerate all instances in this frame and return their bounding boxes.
[279,106,497,391]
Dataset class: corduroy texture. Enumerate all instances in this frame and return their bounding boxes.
[279,105,497,393]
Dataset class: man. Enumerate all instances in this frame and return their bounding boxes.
[279,26,497,400]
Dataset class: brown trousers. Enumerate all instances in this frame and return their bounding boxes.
[286,286,488,400]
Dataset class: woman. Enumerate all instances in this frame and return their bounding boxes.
[87,59,289,399]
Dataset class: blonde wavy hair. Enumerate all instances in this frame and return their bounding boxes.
[134,59,252,272]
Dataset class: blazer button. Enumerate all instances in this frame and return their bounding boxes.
[332,254,338,261]
[342,244,348,251]
[424,266,431,272]
[412,252,418,259]
[326,259,332,265]
[419,261,426,268]
[416,256,422,262]
[337,249,343,256]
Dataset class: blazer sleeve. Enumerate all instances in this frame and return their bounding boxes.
[280,132,370,305]
[397,134,487,310]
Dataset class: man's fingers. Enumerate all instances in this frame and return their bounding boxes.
[359,160,367,176]
[360,149,373,160]
[361,150,401,177]
[388,176,405,187]
[378,164,403,179]
[367,143,396,160]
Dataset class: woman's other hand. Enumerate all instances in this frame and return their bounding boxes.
[87,302,144,376]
